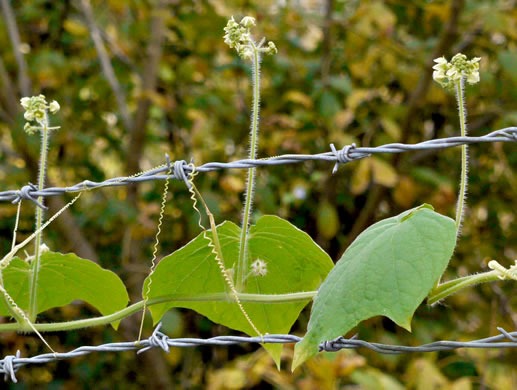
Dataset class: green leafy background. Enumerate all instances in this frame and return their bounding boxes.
[0,0,517,388]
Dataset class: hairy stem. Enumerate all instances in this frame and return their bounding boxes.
[0,291,317,332]
[29,114,50,322]
[427,270,500,305]
[455,78,468,235]
[237,41,261,291]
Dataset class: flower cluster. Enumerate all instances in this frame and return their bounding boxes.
[223,16,277,60]
[432,53,481,90]
[20,95,60,135]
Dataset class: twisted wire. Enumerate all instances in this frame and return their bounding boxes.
[1,127,516,206]
[2,324,517,382]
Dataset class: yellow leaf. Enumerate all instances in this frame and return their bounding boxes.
[221,175,245,193]
[406,358,449,389]
[380,118,401,141]
[371,157,398,188]
[317,201,339,240]
[333,110,354,130]
[350,159,371,195]
[207,368,247,390]
[393,176,417,208]
[346,89,375,111]
[64,19,89,37]
[284,90,313,109]
[450,377,472,390]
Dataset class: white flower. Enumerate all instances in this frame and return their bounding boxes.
[240,16,256,28]
[49,100,60,114]
[24,110,34,121]
[466,71,480,85]
[20,97,31,109]
[251,259,268,277]
[241,46,253,60]
[432,56,448,71]
[446,66,462,82]
[265,41,277,55]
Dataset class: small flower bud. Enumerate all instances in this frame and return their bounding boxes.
[49,100,60,114]
[241,46,253,60]
[240,16,256,28]
[20,97,31,109]
[24,110,34,121]
[24,122,36,135]
[266,41,277,55]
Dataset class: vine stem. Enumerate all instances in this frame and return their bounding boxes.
[29,112,50,322]
[236,40,261,292]
[0,291,317,332]
[427,270,500,305]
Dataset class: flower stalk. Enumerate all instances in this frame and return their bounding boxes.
[19,95,60,321]
[455,79,468,234]
[223,16,277,291]
[432,53,479,236]
[428,54,484,303]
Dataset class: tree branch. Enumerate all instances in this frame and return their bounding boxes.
[79,0,133,131]
[125,0,167,177]
[0,55,19,115]
[0,0,31,97]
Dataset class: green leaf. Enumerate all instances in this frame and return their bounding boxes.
[498,51,517,85]
[145,215,333,366]
[318,91,341,118]
[292,204,456,370]
[0,251,129,329]
[317,201,339,239]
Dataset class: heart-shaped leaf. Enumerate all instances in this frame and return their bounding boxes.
[292,204,456,370]
[0,251,129,329]
[145,215,333,366]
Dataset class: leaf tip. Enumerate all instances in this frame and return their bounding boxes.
[110,320,121,330]
[394,316,413,332]
[291,337,318,371]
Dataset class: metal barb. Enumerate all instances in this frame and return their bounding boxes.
[137,323,170,354]
[497,327,517,342]
[173,160,192,188]
[11,183,47,210]
[2,350,20,383]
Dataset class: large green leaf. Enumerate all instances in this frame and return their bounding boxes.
[145,215,333,365]
[292,204,456,369]
[0,251,129,329]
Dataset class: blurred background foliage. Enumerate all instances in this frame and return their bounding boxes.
[1,0,517,388]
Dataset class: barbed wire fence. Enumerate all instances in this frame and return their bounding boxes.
[1,127,517,382]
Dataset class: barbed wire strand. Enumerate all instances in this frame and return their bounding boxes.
[1,324,517,382]
[1,127,516,206]
[1,127,517,382]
